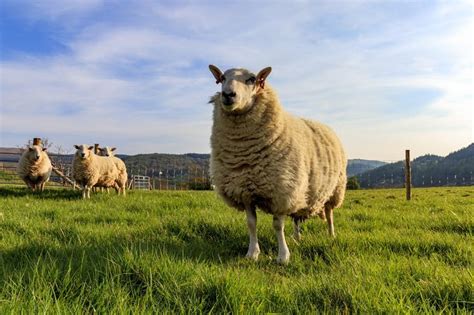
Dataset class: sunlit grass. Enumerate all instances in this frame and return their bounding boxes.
[0,186,472,313]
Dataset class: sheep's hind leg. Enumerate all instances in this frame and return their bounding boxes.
[25,180,35,191]
[292,217,301,242]
[324,205,335,237]
[245,207,260,260]
[273,215,290,264]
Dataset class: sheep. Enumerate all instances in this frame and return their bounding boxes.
[72,144,125,199]
[97,146,128,196]
[17,145,52,192]
[208,65,347,264]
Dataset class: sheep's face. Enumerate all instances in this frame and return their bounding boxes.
[98,146,116,157]
[27,145,46,162]
[74,144,94,160]
[209,65,272,113]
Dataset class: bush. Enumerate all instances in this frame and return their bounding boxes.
[347,176,360,190]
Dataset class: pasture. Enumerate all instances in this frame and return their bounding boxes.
[0,186,472,313]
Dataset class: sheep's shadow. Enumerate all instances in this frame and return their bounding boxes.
[1,219,278,282]
[0,186,82,200]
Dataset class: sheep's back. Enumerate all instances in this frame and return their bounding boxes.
[297,118,347,214]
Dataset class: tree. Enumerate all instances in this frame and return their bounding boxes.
[347,176,360,190]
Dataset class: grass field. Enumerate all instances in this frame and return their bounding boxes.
[0,185,472,313]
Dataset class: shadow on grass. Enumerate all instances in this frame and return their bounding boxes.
[0,221,275,311]
[0,186,82,200]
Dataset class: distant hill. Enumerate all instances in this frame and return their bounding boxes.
[121,153,386,178]
[121,153,210,176]
[356,143,474,188]
[347,159,387,176]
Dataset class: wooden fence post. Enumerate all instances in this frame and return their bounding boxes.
[405,150,411,200]
[94,143,100,154]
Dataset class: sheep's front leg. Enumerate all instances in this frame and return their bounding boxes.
[245,207,260,260]
[273,215,290,264]
[83,185,91,199]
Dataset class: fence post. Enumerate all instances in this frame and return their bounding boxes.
[405,149,411,200]
[33,138,42,146]
[94,144,100,154]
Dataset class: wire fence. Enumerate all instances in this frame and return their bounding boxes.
[2,150,473,190]
[356,171,474,188]
[0,162,212,190]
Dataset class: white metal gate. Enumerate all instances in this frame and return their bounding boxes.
[131,175,151,190]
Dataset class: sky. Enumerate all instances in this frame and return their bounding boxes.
[0,0,472,161]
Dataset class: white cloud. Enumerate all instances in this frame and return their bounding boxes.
[1,1,472,160]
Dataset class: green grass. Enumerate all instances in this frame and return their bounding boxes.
[0,186,472,313]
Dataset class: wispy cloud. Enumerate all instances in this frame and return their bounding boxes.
[1,0,472,160]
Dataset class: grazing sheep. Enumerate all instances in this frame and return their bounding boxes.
[208,65,347,264]
[72,144,123,199]
[17,145,52,192]
[97,146,128,196]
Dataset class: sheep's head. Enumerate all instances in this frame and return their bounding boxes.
[98,146,116,157]
[27,145,47,162]
[209,65,272,113]
[74,144,94,160]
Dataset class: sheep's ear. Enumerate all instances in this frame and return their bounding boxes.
[88,146,94,151]
[256,67,272,89]
[111,147,116,152]
[42,148,47,152]
[28,147,34,152]
[74,145,80,150]
[209,65,223,84]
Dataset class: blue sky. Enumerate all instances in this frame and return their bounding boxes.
[0,0,472,160]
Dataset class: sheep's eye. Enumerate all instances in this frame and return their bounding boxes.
[221,75,226,82]
[246,77,256,84]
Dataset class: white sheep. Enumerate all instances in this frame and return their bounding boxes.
[17,145,53,192]
[72,144,125,199]
[97,146,128,196]
[208,65,347,264]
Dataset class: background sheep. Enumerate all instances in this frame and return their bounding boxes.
[72,144,123,199]
[97,146,128,196]
[17,145,52,192]
[208,65,347,264]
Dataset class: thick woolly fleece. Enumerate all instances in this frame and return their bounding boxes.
[210,85,347,220]
[17,145,52,191]
[97,147,128,193]
[72,151,120,190]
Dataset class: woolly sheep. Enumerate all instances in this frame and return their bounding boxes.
[97,146,128,196]
[72,144,125,199]
[17,145,52,192]
[208,65,347,264]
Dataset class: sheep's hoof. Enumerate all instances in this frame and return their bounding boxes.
[245,249,260,261]
[276,253,290,265]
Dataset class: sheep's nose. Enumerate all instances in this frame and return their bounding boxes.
[222,91,236,105]
[223,91,236,98]
[81,153,85,158]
